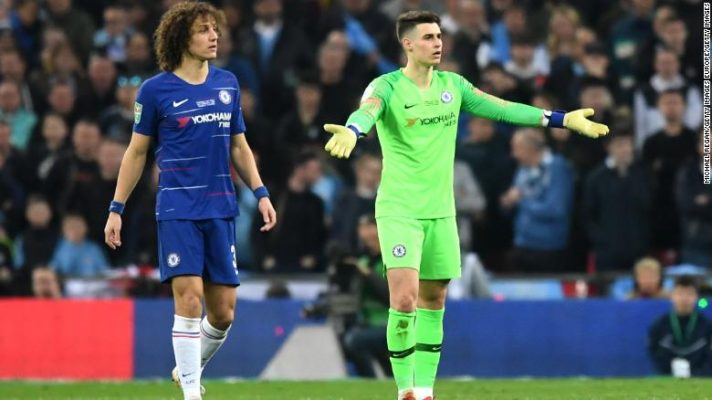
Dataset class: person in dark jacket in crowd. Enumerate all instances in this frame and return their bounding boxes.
[251,150,326,272]
[676,132,712,268]
[643,89,697,257]
[584,131,653,271]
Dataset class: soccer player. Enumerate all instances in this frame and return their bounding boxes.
[323,11,608,400]
[103,3,276,400]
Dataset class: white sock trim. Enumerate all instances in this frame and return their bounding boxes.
[200,317,229,339]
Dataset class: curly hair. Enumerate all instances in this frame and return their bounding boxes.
[154,1,226,72]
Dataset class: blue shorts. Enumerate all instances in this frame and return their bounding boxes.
[157,218,240,286]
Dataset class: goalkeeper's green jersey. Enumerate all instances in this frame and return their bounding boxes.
[346,69,544,219]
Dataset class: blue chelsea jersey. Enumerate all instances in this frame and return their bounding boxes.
[133,65,246,221]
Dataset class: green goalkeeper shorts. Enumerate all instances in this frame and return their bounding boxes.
[376,216,461,280]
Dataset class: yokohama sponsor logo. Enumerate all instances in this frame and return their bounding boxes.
[191,112,231,124]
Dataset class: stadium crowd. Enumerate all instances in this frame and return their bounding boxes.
[0,0,706,297]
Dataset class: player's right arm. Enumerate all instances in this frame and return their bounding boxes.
[104,133,151,249]
[324,77,391,158]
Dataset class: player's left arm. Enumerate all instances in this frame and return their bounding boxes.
[457,75,609,138]
[230,133,276,232]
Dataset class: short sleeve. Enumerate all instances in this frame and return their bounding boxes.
[133,81,159,136]
[231,87,246,135]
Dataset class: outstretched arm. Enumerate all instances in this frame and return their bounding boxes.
[458,76,609,138]
[324,78,391,158]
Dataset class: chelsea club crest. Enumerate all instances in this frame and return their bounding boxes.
[441,91,453,104]
[219,90,232,104]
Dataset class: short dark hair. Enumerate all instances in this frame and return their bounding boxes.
[674,275,698,290]
[396,11,440,41]
[658,88,686,103]
[510,33,535,47]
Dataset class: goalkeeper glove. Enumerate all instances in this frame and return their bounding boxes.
[545,108,609,138]
[324,124,359,159]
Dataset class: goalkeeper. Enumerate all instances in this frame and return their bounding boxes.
[323,11,608,400]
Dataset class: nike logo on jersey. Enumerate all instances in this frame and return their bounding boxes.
[173,99,189,107]
[404,103,417,109]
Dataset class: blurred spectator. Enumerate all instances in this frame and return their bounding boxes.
[676,133,712,268]
[93,3,133,63]
[13,195,59,271]
[490,5,548,72]
[0,79,37,151]
[608,0,655,99]
[31,265,62,298]
[546,5,582,62]
[10,0,42,68]
[45,80,79,127]
[571,77,610,176]
[0,49,37,112]
[638,12,698,85]
[558,42,620,109]
[317,31,363,125]
[50,212,108,277]
[320,0,399,72]
[25,113,70,193]
[0,119,26,183]
[44,0,96,64]
[648,275,712,376]
[505,34,547,89]
[238,0,314,116]
[634,48,702,147]
[275,71,327,150]
[628,257,666,299]
[341,214,390,378]
[331,152,381,253]
[122,32,155,76]
[450,0,490,85]
[542,4,584,100]
[0,149,25,235]
[454,159,486,252]
[633,5,676,82]
[251,151,326,273]
[643,89,697,255]
[584,132,652,272]
[502,128,573,273]
[36,25,69,87]
[84,54,118,118]
[456,117,514,269]
[44,118,101,208]
[99,74,140,141]
[30,41,89,109]
[65,138,132,266]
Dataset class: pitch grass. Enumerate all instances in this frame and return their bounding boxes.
[1,378,711,400]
